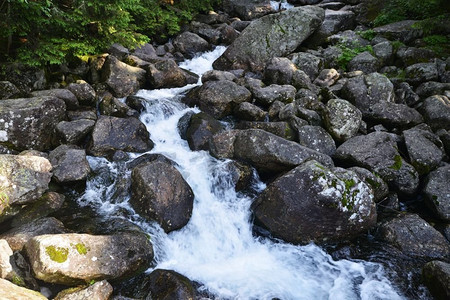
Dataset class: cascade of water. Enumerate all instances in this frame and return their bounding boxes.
[78,47,405,300]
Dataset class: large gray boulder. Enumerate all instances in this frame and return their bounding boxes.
[49,145,91,183]
[252,160,376,244]
[67,82,97,107]
[236,121,295,141]
[186,112,224,151]
[173,32,210,58]
[141,269,195,300]
[373,20,422,43]
[418,95,450,131]
[130,160,194,232]
[365,102,423,129]
[376,213,450,259]
[25,233,153,285]
[213,6,325,72]
[31,89,79,110]
[297,125,336,156]
[88,116,153,157]
[324,99,362,142]
[146,59,199,89]
[0,154,52,216]
[0,97,66,151]
[253,84,296,107]
[184,80,251,119]
[56,119,95,145]
[102,55,146,98]
[335,132,419,195]
[424,165,450,222]
[210,129,334,174]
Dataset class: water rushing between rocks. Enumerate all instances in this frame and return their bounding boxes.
[78,47,405,299]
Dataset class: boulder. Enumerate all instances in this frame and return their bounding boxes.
[252,160,376,244]
[108,43,129,60]
[67,82,97,107]
[373,20,422,44]
[253,84,296,106]
[125,95,147,112]
[415,82,450,99]
[25,233,153,285]
[54,280,113,300]
[236,121,295,141]
[0,81,20,99]
[264,57,298,86]
[67,109,97,121]
[184,80,251,119]
[224,160,254,192]
[56,119,95,145]
[208,130,239,159]
[221,0,274,21]
[201,70,236,83]
[229,129,334,174]
[0,154,52,216]
[335,132,419,195]
[0,239,13,279]
[1,63,46,95]
[376,213,450,259]
[422,260,450,300]
[395,82,420,107]
[31,89,79,110]
[423,165,450,222]
[130,160,194,232]
[0,278,47,300]
[313,68,340,87]
[396,46,436,67]
[0,217,68,251]
[99,93,138,118]
[349,167,389,203]
[49,145,91,183]
[288,52,324,81]
[297,125,336,156]
[173,32,210,58]
[233,102,267,121]
[323,99,362,142]
[348,51,379,74]
[213,6,325,72]
[342,72,395,116]
[141,269,195,299]
[186,112,224,151]
[0,97,66,151]
[404,126,445,175]
[418,95,450,131]
[365,102,423,129]
[372,41,394,66]
[102,56,146,98]
[88,116,153,157]
[405,62,439,85]
[146,59,199,89]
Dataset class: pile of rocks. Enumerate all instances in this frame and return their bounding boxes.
[0,0,449,299]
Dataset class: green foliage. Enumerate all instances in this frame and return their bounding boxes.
[336,42,374,71]
[0,0,221,67]
[373,0,450,27]
[357,29,376,41]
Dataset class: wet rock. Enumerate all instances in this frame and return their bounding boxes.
[348,51,379,74]
[173,32,210,59]
[221,0,274,21]
[56,119,95,145]
[208,130,239,159]
[177,111,195,140]
[418,95,450,131]
[423,165,450,221]
[0,81,20,99]
[0,278,47,299]
[405,62,439,85]
[49,145,90,183]
[365,102,423,129]
[213,6,324,72]
[0,217,68,251]
[9,192,65,228]
[288,52,324,80]
[232,129,334,174]
[88,116,153,157]
[373,20,422,44]
[130,160,194,232]
[99,93,138,118]
[342,72,395,116]
[186,112,224,151]
[323,99,362,142]
[236,121,295,141]
[376,213,450,259]
[224,160,254,192]
[0,154,52,215]
[25,233,153,285]
[297,125,336,156]
[55,280,113,300]
[185,80,251,119]
[101,56,146,98]
[31,89,79,110]
[349,167,389,203]
[146,59,199,89]
[404,126,444,175]
[422,260,450,300]
[253,84,296,106]
[143,269,195,299]
[67,82,97,107]
[253,160,376,244]
[335,132,419,195]
[233,102,267,121]
[201,70,236,83]
[125,96,147,112]
[0,97,66,151]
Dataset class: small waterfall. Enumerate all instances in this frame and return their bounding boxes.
[78,47,405,299]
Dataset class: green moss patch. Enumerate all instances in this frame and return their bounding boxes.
[46,245,69,263]
[73,243,88,255]
[389,155,403,170]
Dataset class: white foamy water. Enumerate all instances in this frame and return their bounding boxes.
[79,47,405,299]
[270,1,295,10]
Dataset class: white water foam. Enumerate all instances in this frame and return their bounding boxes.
[270,1,295,11]
[79,46,405,299]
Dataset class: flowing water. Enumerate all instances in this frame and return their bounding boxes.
[77,47,407,299]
